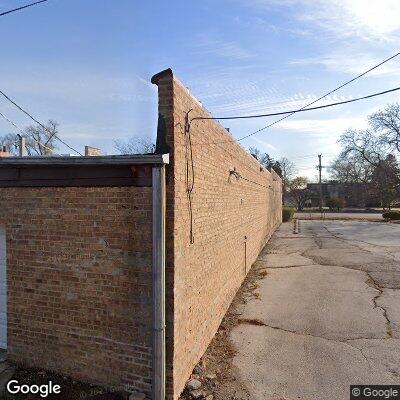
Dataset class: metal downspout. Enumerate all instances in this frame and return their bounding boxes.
[152,162,167,400]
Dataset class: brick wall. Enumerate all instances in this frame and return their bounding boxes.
[1,70,282,399]
[0,186,153,395]
[153,69,282,399]
[85,146,102,156]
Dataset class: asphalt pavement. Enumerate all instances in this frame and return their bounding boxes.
[230,220,400,400]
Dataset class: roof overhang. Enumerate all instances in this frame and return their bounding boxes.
[0,153,169,167]
[0,154,169,188]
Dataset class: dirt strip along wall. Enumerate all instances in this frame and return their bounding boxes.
[152,69,282,399]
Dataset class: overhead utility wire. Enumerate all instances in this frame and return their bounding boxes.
[0,110,62,156]
[291,153,335,160]
[0,89,83,155]
[182,84,400,149]
[191,86,400,122]
[234,51,400,141]
[0,0,48,17]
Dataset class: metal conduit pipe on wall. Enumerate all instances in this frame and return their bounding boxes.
[152,155,168,400]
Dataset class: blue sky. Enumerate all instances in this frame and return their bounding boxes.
[1,0,400,180]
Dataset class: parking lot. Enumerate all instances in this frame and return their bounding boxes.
[229,220,400,400]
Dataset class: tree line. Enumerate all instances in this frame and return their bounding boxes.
[330,103,400,209]
[248,102,400,211]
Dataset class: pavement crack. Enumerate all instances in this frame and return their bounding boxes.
[257,264,315,269]
[237,319,374,369]
[343,342,372,370]
[365,272,393,338]
[323,225,398,262]
[312,232,323,249]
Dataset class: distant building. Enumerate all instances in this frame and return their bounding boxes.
[85,146,101,156]
[307,182,373,208]
[0,146,10,158]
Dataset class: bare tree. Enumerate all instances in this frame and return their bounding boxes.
[369,103,400,153]
[25,120,59,155]
[278,157,296,180]
[0,120,59,156]
[339,128,387,167]
[0,133,18,155]
[370,155,400,209]
[336,105,400,208]
[329,151,373,183]
[248,146,272,169]
[288,176,311,211]
[278,157,297,202]
[248,146,286,177]
[114,136,155,154]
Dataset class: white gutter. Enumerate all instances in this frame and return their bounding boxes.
[152,155,168,400]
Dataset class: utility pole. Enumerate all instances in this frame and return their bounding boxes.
[17,134,27,157]
[318,154,323,212]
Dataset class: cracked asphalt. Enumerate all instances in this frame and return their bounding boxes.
[231,220,400,400]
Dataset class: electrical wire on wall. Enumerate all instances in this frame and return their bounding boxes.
[184,110,195,244]
[230,168,282,193]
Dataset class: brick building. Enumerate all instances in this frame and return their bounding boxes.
[0,69,282,400]
[0,154,166,395]
[307,182,371,208]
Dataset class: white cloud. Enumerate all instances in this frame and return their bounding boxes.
[194,34,254,60]
[253,137,277,151]
[0,68,155,104]
[190,70,354,118]
[290,51,400,76]
[299,0,400,42]
[249,0,400,42]
[277,116,368,136]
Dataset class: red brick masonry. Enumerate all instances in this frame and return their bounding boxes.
[153,69,282,399]
[0,187,153,394]
[0,70,281,399]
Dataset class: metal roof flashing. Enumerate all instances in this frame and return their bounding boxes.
[0,154,169,167]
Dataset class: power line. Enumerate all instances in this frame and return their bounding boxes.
[0,89,83,155]
[291,153,336,160]
[0,109,62,156]
[191,86,400,122]
[0,0,48,17]
[235,51,400,141]
[184,85,400,149]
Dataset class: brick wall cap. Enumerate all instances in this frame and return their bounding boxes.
[151,68,173,84]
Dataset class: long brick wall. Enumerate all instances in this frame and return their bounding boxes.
[0,186,153,395]
[0,70,282,400]
[153,69,282,399]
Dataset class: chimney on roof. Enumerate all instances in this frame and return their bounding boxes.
[85,146,101,156]
[0,146,10,158]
